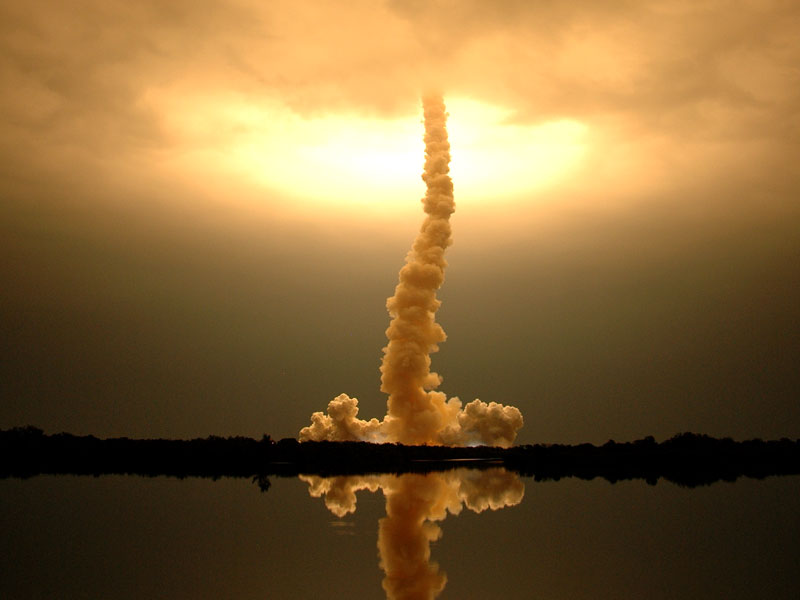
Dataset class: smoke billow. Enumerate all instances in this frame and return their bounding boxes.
[302,469,524,600]
[300,95,523,447]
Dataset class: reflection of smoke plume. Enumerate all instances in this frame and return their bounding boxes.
[379,474,450,599]
[300,95,523,447]
[303,473,383,517]
[301,469,524,599]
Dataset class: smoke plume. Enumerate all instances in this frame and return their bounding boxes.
[302,469,524,599]
[300,95,523,447]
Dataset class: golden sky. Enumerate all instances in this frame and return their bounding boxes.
[2,0,799,443]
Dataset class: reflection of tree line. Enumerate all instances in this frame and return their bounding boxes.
[2,427,798,487]
[302,469,524,599]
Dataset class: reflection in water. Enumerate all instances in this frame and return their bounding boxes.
[302,468,524,599]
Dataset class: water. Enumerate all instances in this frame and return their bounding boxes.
[1,470,798,599]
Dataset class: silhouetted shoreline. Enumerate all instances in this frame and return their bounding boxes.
[2,427,798,488]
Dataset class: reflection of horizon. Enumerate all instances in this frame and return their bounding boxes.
[301,468,524,599]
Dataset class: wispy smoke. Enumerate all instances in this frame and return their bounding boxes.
[300,95,523,447]
[302,469,524,599]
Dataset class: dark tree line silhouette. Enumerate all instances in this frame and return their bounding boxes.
[1,426,798,488]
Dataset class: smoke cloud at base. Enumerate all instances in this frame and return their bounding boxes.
[299,95,524,447]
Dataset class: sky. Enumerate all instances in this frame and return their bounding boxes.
[1,0,799,445]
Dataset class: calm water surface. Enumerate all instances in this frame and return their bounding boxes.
[1,469,798,599]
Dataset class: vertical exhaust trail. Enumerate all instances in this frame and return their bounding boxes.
[379,95,456,445]
[299,95,524,447]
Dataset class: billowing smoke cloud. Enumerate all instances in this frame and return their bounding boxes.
[299,393,383,443]
[300,95,523,447]
[302,469,524,599]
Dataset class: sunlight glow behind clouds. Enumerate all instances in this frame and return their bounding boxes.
[155,92,588,214]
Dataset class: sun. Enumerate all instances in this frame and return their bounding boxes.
[156,92,588,215]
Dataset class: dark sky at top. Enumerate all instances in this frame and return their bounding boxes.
[2,0,799,444]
